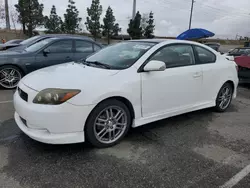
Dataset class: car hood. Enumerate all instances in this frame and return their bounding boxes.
[0,43,19,47]
[21,62,120,91]
[0,50,23,56]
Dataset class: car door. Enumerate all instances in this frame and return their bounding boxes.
[193,45,219,103]
[73,40,96,61]
[141,44,203,117]
[34,39,73,70]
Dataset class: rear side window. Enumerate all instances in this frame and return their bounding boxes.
[75,40,93,53]
[195,46,216,64]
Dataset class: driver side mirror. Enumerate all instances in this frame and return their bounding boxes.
[143,60,166,72]
[43,49,50,56]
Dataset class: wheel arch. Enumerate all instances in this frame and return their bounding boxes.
[84,96,135,130]
[224,80,235,93]
[0,64,25,76]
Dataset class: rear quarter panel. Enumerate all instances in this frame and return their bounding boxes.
[201,55,238,103]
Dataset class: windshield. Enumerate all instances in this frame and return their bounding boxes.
[20,36,41,45]
[230,48,239,53]
[25,38,55,52]
[86,42,156,69]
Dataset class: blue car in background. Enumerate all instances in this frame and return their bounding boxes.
[0,35,102,89]
[6,34,93,52]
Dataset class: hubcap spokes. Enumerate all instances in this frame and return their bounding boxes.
[218,87,232,109]
[0,68,21,88]
[94,106,127,144]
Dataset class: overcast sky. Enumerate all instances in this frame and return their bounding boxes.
[8,0,250,39]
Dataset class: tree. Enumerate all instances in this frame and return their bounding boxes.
[44,5,63,33]
[113,23,121,36]
[127,11,143,39]
[14,0,26,34]
[102,6,121,44]
[0,1,6,26]
[85,0,102,40]
[9,7,19,34]
[144,11,155,39]
[63,0,82,34]
[141,13,148,35]
[15,0,44,37]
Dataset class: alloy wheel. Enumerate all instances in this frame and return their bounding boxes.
[0,67,22,89]
[217,86,232,110]
[94,106,128,144]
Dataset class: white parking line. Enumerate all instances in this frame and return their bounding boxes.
[0,100,13,104]
[220,164,250,188]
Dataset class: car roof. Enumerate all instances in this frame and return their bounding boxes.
[205,42,220,45]
[36,34,94,41]
[129,39,209,46]
[130,39,169,43]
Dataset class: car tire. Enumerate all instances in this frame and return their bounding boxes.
[85,99,132,148]
[215,82,233,112]
[0,65,23,89]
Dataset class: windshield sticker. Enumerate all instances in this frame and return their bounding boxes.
[133,45,151,50]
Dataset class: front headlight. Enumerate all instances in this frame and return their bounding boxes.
[33,89,81,105]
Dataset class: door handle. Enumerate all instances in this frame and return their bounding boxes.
[66,56,71,59]
[193,72,202,78]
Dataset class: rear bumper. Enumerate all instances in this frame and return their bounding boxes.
[238,69,250,84]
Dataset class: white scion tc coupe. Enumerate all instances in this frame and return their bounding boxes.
[14,39,239,148]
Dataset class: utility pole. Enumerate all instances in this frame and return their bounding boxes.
[5,0,10,30]
[188,0,194,30]
[132,0,136,19]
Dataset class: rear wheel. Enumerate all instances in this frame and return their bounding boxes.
[0,65,23,89]
[215,83,233,112]
[85,99,131,148]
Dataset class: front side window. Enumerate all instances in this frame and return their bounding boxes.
[45,40,73,53]
[86,42,156,69]
[195,46,216,64]
[149,44,195,68]
[75,40,93,53]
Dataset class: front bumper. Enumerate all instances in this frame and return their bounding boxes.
[14,82,95,144]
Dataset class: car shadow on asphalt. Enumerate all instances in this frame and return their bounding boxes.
[0,97,238,155]
[1,107,217,154]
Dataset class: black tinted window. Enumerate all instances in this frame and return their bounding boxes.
[76,40,93,53]
[195,46,216,64]
[46,40,72,53]
[149,44,195,68]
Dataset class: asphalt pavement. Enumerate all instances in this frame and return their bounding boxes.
[0,86,250,188]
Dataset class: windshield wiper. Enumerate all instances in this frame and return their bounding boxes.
[85,61,111,69]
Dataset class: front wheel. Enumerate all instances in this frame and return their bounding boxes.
[85,99,131,148]
[215,83,233,112]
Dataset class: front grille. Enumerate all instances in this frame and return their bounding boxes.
[18,87,28,102]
